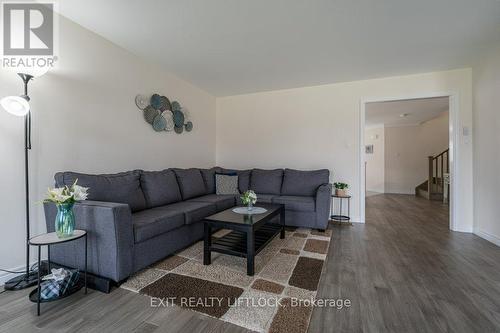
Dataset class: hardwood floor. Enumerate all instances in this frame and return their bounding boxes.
[0,286,250,333]
[1,194,499,332]
[309,193,500,333]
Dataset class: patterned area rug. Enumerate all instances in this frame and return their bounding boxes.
[121,227,332,333]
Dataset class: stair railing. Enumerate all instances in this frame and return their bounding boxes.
[427,149,449,198]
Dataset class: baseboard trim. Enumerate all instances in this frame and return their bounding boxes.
[474,229,500,247]
[350,216,362,223]
[385,191,416,195]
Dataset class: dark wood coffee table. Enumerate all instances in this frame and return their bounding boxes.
[203,203,285,276]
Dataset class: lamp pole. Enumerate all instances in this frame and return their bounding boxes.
[4,73,38,290]
[22,73,33,281]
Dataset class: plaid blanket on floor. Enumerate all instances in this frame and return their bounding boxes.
[40,269,80,300]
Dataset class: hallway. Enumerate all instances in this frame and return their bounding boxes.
[309,194,500,332]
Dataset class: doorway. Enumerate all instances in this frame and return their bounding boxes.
[359,93,459,231]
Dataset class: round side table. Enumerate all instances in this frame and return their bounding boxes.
[330,194,351,225]
[29,230,87,316]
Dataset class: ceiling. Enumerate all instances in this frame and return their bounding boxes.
[365,97,449,127]
[57,0,500,96]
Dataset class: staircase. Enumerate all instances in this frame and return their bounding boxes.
[416,178,444,201]
[415,149,449,202]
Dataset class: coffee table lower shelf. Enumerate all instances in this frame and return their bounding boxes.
[211,223,282,257]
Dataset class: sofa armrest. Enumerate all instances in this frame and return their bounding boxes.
[315,183,332,230]
[44,200,134,282]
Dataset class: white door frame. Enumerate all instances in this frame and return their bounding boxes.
[359,92,459,231]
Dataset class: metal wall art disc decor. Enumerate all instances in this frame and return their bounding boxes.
[150,94,162,110]
[135,94,149,110]
[152,114,167,132]
[163,111,175,131]
[135,93,192,134]
[172,110,185,127]
[159,96,171,111]
[171,101,181,112]
[143,106,158,124]
[174,125,184,134]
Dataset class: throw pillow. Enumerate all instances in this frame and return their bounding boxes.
[215,173,239,195]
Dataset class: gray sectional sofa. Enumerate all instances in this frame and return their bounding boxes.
[44,167,331,283]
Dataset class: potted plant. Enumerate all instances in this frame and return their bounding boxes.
[43,180,89,238]
[241,190,257,211]
[334,182,349,197]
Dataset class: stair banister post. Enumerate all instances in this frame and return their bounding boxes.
[443,155,446,187]
[428,156,434,196]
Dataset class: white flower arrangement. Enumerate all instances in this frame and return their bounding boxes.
[241,190,257,205]
[43,180,89,205]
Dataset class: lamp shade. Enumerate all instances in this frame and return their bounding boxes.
[4,67,50,78]
[1,95,30,116]
[20,67,50,78]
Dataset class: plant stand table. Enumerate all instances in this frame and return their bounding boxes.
[330,194,351,225]
[28,230,87,316]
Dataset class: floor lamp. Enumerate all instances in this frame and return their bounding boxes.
[1,73,39,290]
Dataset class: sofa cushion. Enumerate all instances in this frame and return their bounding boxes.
[54,170,147,212]
[160,201,217,224]
[200,167,220,194]
[173,168,207,200]
[215,174,239,195]
[237,170,251,192]
[132,208,185,243]
[140,169,182,208]
[250,169,283,195]
[281,169,330,196]
[272,195,316,212]
[220,168,251,193]
[188,194,236,211]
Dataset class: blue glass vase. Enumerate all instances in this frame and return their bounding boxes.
[55,203,75,238]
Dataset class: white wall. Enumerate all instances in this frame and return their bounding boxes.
[473,45,500,246]
[216,69,473,230]
[364,127,385,193]
[384,112,449,194]
[0,16,216,281]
